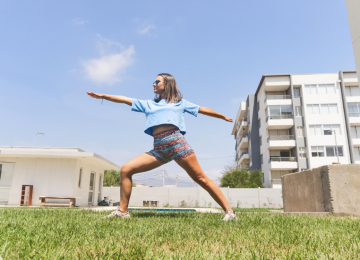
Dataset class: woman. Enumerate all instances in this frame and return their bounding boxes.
[86,73,237,221]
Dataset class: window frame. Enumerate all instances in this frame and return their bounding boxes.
[78,168,83,188]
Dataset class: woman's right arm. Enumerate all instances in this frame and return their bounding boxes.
[86,92,132,106]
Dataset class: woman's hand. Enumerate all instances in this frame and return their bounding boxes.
[86,92,104,99]
[224,117,233,122]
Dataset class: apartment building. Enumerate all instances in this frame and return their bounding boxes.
[231,71,359,188]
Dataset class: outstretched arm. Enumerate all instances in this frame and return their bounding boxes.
[86,92,132,106]
[198,107,233,122]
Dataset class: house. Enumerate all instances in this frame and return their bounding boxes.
[0,147,120,206]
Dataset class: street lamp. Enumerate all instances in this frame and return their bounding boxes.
[34,132,45,147]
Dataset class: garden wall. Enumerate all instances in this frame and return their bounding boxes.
[102,187,283,208]
[282,164,360,216]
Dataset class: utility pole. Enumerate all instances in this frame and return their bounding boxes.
[333,130,339,163]
[162,169,165,187]
[175,175,178,187]
[34,132,44,147]
[158,169,160,187]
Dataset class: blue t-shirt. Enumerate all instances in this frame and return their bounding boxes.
[131,98,200,136]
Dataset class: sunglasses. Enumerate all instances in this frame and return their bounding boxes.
[153,80,161,86]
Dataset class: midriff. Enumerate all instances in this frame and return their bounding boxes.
[152,124,179,135]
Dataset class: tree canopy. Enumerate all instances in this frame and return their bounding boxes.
[219,163,264,188]
[103,170,136,187]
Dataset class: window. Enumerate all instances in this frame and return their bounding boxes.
[261,154,263,164]
[299,147,307,158]
[294,88,301,97]
[323,125,341,135]
[305,84,317,94]
[268,105,293,119]
[295,106,303,116]
[262,172,264,183]
[307,104,320,114]
[354,147,360,161]
[0,164,2,180]
[260,136,262,146]
[309,125,322,135]
[311,146,324,157]
[345,86,360,97]
[297,126,304,137]
[326,146,343,157]
[348,103,360,117]
[78,168,83,188]
[308,104,337,114]
[305,84,335,94]
[351,126,360,139]
[318,84,335,94]
[257,102,260,111]
[258,119,261,128]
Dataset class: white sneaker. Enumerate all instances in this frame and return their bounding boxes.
[104,208,131,219]
[222,209,238,221]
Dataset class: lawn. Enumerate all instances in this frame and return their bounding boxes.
[0,208,359,259]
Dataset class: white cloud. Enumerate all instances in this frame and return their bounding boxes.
[137,24,157,36]
[82,35,135,85]
[73,17,86,26]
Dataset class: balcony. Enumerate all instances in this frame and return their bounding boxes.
[264,95,292,108]
[269,157,298,170]
[236,120,248,138]
[266,114,294,129]
[238,152,249,165]
[349,113,360,125]
[237,135,249,151]
[267,135,296,149]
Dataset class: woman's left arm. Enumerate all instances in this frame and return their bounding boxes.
[198,107,233,122]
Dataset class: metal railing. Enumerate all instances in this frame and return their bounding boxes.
[349,112,360,117]
[239,152,249,160]
[264,95,291,103]
[352,133,360,139]
[236,119,248,132]
[268,157,297,162]
[266,114,293,122]
[267,135,295,142]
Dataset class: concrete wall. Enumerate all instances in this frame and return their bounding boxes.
[282,164,360,216]
[102,187,283,209]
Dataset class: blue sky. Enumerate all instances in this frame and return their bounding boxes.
[0,1,356,186]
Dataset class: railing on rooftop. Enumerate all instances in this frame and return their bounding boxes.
[264,95,291,103]
[267,135,295,142]
[266,114,293,122]
[268,157,296,163]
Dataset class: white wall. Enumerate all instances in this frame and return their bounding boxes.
[102,187,283,209]
[1,157,106,207]
[345,0,360,84]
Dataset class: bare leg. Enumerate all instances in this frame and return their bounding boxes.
[119,153,163,212]
[176,153,232,212]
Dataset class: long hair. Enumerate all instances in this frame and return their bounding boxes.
[154,73,183,103]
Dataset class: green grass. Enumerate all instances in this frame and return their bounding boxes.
[0,208,359,259]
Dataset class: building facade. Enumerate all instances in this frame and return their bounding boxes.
[232,72,359,188]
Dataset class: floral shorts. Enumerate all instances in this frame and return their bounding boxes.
[149,129,194,164]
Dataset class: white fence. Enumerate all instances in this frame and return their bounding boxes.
[102,187,283,208]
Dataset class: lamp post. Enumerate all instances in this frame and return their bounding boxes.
[34,132,44,147]
[332,130,339,163]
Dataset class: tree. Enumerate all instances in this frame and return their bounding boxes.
[103,170,136,187]
[219,162,264,188]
